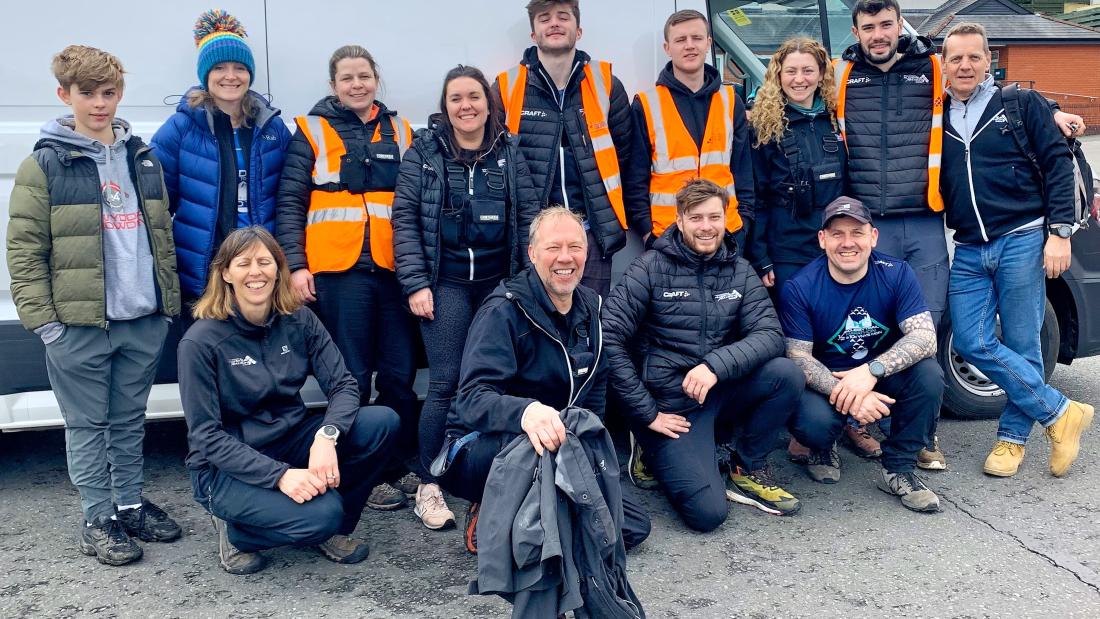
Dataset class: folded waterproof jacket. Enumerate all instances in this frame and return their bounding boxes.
[471,406,644,619]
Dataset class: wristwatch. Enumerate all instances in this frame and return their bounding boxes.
[316,424,340,444]
[868,360,886,379]
[1049,224,1073,239]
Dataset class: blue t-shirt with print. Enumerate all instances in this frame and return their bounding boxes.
[779,252,929,371]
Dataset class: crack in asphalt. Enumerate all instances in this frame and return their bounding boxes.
[939,492,1100,596]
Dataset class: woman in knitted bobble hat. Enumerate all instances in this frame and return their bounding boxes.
[151,9,291,308]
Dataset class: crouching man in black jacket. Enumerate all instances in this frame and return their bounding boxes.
[437,207,651,554]
[604,179,805,531]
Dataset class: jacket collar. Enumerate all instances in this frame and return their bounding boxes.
[521,46,591,95]
[653,223,738,267]
[501,267,597,338]
[655,61,721,98]
[177,87,281,134]
[841,34,935,67]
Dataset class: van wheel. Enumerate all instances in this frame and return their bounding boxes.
[938,299,1059,420]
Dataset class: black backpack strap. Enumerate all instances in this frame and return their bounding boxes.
[780,128,802,167]
[1001,84,1042,178]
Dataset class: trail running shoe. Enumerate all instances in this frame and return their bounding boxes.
[726,466,801,516]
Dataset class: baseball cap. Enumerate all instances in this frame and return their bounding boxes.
[821,196,873,230]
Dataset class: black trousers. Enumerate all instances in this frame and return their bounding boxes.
[191,406,399,553]
[440,433,652,551]
[788,358,943,473]
[632,357,803,533]
[313,269,419,477]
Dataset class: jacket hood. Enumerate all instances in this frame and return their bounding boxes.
[655,62,721,98]
[521,46,592,94]
[494,267,600,337]
[653,224,739,267]
[175,86,282,133]
[36,117,135,163]
[841,34,935,64]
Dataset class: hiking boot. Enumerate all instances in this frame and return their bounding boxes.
[787,436,811,464]
[464,502,480,555]
[1046,400,1094,477]
[983,440,1025,477]
[79,516,143,566]
[877,469,940,513]
[393,472,421,498]
[843,424,882,458]
[627,433,659,490]
[367,483,408,510]
[414,483,456,530]
[917,436,947,471]
[116,499,182,543]
[806,444,841,484]
[726,466,801,516]
[211,516,266,575]
[317,534,371,564]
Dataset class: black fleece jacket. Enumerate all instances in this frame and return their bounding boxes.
[625,63,756,236]
[449,268,606,435]
[942,86,1074,244]
[179,307,360,488]
[602,228,783,424]
[276,96,402,272]
[492,47,633,257]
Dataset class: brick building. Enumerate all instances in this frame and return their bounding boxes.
[916,0,1100,131]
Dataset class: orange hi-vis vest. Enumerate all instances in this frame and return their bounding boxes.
[637,84,743,237]
[833,55,945,213]
[497,60,627,228]
[294,114,411,272]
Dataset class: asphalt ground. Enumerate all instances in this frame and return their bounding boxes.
[1,354,1099,618]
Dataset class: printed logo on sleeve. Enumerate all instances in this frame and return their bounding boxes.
[229,355,258,367]
[714,290,742,302]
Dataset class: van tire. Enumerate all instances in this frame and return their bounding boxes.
[939,299,1059,420]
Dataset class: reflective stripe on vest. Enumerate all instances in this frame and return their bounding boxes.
[834,57,945,213]
[497,61,627,228]
[638,84,743,237]
[294,114,412,272]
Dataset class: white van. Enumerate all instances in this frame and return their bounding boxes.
[0,0,700,430]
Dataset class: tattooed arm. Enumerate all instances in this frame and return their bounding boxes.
[786,338,840,396]
[875,311,938,377]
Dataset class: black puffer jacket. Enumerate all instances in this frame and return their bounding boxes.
[840,35,939,217]
[392,119,540,297]
[603,228,783,423]
[276,96,403,272]
[746,105,846,275]
[492,47,633,257]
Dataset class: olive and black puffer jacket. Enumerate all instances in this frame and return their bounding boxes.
[492,46,633,257]
[839,35,938,217]
[391,118,541,298]
[602,227,784,424]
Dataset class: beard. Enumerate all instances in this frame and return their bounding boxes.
[864,38,900,65]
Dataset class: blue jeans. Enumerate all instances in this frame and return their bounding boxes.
[949,229,1068,444]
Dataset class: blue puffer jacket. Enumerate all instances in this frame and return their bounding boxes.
[152,89,292,297]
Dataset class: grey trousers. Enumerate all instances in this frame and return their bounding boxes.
[44,313,168,522]
[872,212,949,328]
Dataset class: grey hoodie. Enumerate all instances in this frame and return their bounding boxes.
[40,117,157,323]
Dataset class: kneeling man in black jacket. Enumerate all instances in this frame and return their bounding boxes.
[604,178,805,531]
[438,206,651,554]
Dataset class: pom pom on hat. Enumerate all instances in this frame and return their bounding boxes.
[193,9,255,87]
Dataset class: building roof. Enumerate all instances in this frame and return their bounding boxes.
[917,0,1100,42]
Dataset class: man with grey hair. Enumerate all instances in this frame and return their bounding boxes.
[940,22,1093,478]
[437,206,651,554]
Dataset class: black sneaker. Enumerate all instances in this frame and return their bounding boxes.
[116,499,182,543]
[79,517,143,566]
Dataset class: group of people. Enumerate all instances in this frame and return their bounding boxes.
[6,0,1095,613]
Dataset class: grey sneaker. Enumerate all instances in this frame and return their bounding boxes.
[367,483,409,510]
[317,534,370,564]
[393,472,421,498]
[806,444,841,484]
[79,516,143,566]
[917,436,947,470]
[211,516,266,575]
[877,469,940,513]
